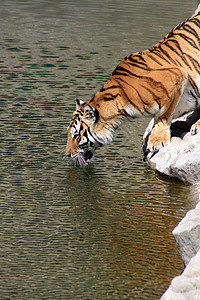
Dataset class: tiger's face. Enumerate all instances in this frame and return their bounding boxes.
[66,99,104,166]
[66,84,132,166]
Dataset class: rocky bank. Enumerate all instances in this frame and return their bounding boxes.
[143,111,200,185]
[161,198,200,299]
[142,111,200,299]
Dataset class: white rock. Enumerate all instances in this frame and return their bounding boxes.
[161,199,200,299]
[144,111,200,184]
[173,206,200,266]
[161,249,200,300]
[145,113,200,298]
[146,133,200,184]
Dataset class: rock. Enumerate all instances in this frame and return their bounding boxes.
[143,111,200,184]
[161,249,200,300]
[144,112,200,298]
[173,200,200,266]
[147,133,200,184]
[161,198,200,299]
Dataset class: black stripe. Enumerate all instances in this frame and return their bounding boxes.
[162,40,198,71]
[79,142,88,149]
[139,84,161,108]
[89,95,95,103]
[116,102,129,117]
[172,20,186,33]
[162,41,186,68]
[157,44,177,64]
[87,126,102,145]
[175,32,199,49]
[166,29,175,39]
[190,17,200,27]
[164,39,183,57]
[100,85,120,92]
[127,57,146,66]
[177,55,192,70]
[147,51,163,66]
[112,66,139,77]
[149,47,171,64]
[94,107,99,123]
[189,77,200,98]
[114,78,143,113]
[128,53,145,62]
[185,54,200,72]
[183,24,199,40]
[127,57,150,71]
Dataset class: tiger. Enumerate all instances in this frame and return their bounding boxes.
[66,6,200,167]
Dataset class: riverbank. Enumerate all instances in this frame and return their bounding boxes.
[143,111,200,185]
[161,193,200,299]
[143,112,200,298]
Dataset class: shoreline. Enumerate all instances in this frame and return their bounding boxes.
[161,191,200,299]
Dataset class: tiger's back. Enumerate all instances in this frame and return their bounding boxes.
[66,7,200,166]
[96,9,200,119]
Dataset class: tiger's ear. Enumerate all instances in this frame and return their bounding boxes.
[76,99,86,110]
[83,105,99,125]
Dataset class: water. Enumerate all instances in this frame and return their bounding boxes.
[1,0,200,299]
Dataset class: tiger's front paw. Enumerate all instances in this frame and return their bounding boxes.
[147,122,171,153]
[190,120,200,135]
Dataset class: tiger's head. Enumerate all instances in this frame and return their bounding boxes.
[66,98,113,167]
[66,79,136,166]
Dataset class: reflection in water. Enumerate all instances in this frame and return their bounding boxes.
[1,0,200,299]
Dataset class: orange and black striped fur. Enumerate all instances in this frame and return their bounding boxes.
[66,6,200,166]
